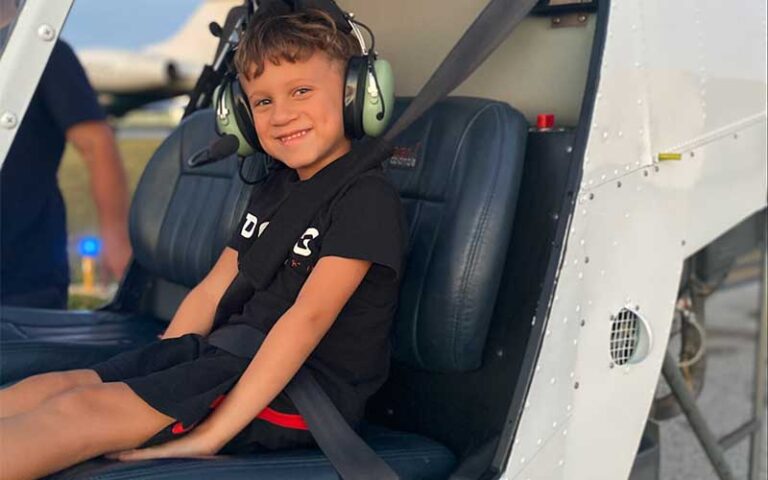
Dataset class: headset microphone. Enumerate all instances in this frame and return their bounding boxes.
[188,134,240,168]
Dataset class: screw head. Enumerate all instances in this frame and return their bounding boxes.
[1,111,18,129]
[37,24,56,42]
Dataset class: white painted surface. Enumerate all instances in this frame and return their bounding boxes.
[506,1,767,479]
[0,0,74,167]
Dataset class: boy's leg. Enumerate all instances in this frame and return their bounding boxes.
[0,381,175,480]
[0,369,102,418]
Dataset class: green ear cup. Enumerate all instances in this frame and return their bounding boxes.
[214,82,257,157]
[362,59,395,137]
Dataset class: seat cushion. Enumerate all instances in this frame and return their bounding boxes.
[45,427,455,480]
[0,306,164,344]
[0,306,165,383]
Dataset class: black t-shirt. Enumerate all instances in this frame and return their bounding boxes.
[0,40,106,297]
[213,163,407,425]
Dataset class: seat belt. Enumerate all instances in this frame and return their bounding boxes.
[208,324,399,480]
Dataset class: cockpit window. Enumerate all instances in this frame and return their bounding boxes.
[0,0,25,59]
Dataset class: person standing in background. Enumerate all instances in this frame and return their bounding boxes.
[0,0,132,309]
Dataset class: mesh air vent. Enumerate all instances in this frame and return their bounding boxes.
[610,307,650,366]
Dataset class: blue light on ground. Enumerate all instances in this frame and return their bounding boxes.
[79,237,102,257]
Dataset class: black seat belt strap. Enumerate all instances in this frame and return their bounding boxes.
[287,368,399,480]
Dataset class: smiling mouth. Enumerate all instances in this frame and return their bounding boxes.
[277,129,312,145]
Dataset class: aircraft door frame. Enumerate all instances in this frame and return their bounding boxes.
[0,0,74,167]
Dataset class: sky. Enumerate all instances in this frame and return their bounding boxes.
[62,0,201,51]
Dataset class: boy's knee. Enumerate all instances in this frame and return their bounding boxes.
[36,369,101,389]
[44,384,116,419]
[62,369,103,387]
[41,383,173,454]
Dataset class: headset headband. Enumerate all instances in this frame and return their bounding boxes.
[255,0,352,34]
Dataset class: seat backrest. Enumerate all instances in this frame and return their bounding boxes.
[386,97,527,372]
[128,110,260,319]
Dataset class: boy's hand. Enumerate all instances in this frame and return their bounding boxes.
[104,430,223,461]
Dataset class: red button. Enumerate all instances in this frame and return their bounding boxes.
[537,113,555,129]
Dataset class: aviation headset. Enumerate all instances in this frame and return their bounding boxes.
[213,0,394,159]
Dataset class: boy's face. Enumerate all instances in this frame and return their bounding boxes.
[241,51,351,180]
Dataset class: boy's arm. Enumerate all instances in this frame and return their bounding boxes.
[160,247,239,340]
[194,255,372,449]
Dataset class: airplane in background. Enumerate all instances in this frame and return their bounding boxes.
[77,0,240,116]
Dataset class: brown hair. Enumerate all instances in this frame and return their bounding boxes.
[234,8,361,80]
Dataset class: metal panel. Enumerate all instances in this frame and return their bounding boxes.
[0,0,74,168]
[340,0,595,125]
[503,0,767,478]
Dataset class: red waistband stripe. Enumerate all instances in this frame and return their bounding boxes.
[208,394,309,430]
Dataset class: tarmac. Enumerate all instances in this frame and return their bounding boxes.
[658,269,767,479]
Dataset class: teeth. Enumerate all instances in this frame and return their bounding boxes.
[280,130,309,142]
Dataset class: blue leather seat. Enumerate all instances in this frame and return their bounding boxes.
[48,427,454,480]
[1,97,528,479]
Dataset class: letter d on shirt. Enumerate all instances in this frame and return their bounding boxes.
[241,214,258,239]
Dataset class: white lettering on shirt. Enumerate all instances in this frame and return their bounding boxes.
[241,215,270,239]
[293,227,320,257]
[241,214,258,239]
[258,221,269,237]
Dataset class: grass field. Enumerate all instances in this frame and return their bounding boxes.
[60,135,162,305]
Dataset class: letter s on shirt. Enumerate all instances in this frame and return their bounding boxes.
[293,228,319,257]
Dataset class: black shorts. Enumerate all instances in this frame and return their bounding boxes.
[90,333,315,453]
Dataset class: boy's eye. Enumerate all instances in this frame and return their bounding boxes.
[294,87,312,96]
[254,99,271,108]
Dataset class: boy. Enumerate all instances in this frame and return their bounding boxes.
[0,8,406,479]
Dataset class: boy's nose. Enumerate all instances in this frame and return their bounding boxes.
[270,101,299,126]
